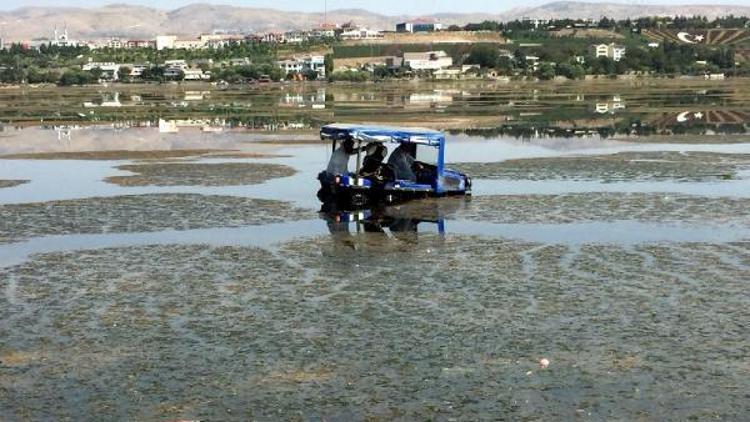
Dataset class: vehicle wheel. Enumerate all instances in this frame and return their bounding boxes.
[350,192,367,207]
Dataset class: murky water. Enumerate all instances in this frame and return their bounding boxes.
[1,81,749,420]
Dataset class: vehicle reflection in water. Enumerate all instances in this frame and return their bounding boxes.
[319,197,470,248]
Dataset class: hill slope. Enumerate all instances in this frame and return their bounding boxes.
[502,1,750,21]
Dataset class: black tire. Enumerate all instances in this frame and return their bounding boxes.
[350,192,368,207]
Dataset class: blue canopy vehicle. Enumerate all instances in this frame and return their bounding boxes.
[318,124,471,206]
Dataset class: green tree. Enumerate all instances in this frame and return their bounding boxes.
[465,44,499,68]
[513,49,528,72]
[556,63,585,79]
[328,70,369,82]
[118,66,132,82]
[26,67,59,84]
[141,66,165,82]
[536,62,556,80]
[58,69,95,86]
[301,68,319,81]
[589,56,617,75]
[496,56,514,75]
[166,69,185,81]
[324,54,334,76]
[89,67,104,81]
[373,65,390,79]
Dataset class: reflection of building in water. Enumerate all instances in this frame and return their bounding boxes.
[53,125,81,142]
[83,92,122,108]
[279,89,327,108]
[158,118,227,133]
[184,91,211,101]
[158,119,178,133]
[594,96,626,114]
[408,91,454,106]
[335,92,376,102]
[111,121,134,131]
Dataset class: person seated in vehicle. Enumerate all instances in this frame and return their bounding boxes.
[387,143,418,182]
[358,143,390,183]
[325,136,366,177]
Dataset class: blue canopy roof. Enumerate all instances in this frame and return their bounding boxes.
[320,124,444,146]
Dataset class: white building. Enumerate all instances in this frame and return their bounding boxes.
[340,27,383,40]
[183,69,211,80]
[403,51,453,71]
[396,19,443,33]
[128,65,148,77]
[51,27,80,47]
[174,38,206,50]
[82,62,121,80]
[155,36,206,50]
[163,60,193,79]
[156,35,177,51]
[164,60,188,70]
[277,55,326,78]
[524,55,541,71]
[593,43,627,62]
[107,38,124,49]
[310,28,336,38]
[283,31,308,43]
[306,55,326,77]
[278,59,304,74]
[199,34,243,48]
[261,33,285,43]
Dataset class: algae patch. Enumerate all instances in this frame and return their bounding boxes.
[105,162,296,186]
[455,151,750,182]
[458,193,750,224]
[0,149,286,160]
[0,238,748,420]
[0,194,312,242]
[378,193,750,225]
[0,180,28,189]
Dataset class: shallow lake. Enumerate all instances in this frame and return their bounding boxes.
[1,81,749,420]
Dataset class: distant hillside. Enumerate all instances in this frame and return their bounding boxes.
[502,2,750,21]
[0,2,749,41]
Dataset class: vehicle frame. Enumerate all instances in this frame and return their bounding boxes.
[318,124,471,207]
